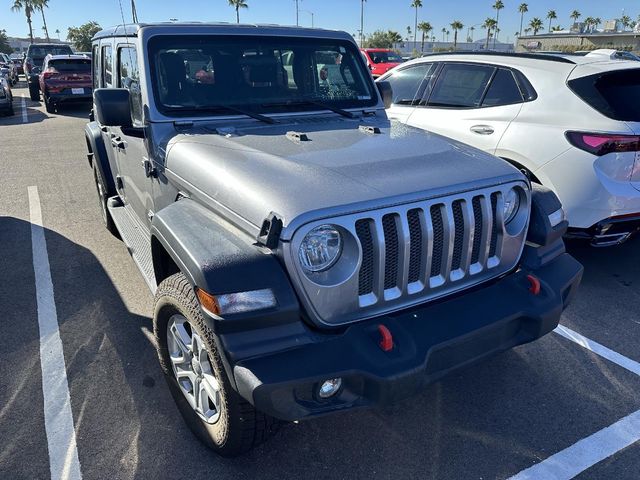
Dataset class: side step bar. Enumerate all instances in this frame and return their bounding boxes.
[107,197,157,293]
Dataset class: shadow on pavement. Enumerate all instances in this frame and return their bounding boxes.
[2,216,640,480]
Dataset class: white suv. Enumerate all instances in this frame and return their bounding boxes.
[378,52,640,246]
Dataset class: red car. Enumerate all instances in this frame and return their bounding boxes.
[39,54,92,113]
[360,48,403,78]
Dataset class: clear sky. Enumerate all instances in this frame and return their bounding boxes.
[3,0,639,44]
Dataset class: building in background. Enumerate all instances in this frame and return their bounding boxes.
[516,30,640,53]
[398,39,514,56]
[7,37,72,55]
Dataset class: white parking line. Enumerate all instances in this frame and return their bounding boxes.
[508,409,640,480]
[21,96,27,123]
[28,186,83,480]
[508,326,640,479]
[554,325,640,377]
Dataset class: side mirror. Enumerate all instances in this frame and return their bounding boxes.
[376,80,393,109]
[93,88,132,127]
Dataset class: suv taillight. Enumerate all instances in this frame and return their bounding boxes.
[565,131,640,156]
[42,68,58,80]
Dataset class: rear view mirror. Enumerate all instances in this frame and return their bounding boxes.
[93,88,132,127]
[376,81,392,109]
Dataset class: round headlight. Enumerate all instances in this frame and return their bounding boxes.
[298,225,342,272]
[503,188,520,224]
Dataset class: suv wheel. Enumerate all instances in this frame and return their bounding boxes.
[92,163,118,236]
[44,93,55,113]
[154,273,280,457]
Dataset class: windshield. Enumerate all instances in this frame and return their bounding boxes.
[49,59,91,72]
[367,51,403,64]
[148,35,377,116]
[29,46,73,59]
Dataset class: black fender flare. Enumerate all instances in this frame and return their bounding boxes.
[150,199,301,335]
[84,121,116,195]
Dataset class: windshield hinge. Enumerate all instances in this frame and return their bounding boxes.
[257,212,284,249]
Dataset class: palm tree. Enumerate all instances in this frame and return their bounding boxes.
[411,0,422,46]
[547,10,557,33]
[360,0,366,46]
[33,0,50,41]
[450,20,463,50]
[570,10,581,27]
[417,21,432,52]
[441,27,446,42]
[620,15,632,31]
[228,0,248,24]
[550,25,563,32]
[492,0,504,46]
[482,17,497,49]
[524,27,532,35]
[529,17,544,35]
[518,3,528,36]
[388,30,402,50]
[54,28,60,39]
[11,0,34,43]
[594,17,601,32]
[584,17,595,33]
[470,26,475,42]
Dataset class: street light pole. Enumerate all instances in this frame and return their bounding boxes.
[300,10,314,28]
[295,0,299,26]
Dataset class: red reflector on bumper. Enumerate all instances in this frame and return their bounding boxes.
[527,274,541,296]
[378,324,394,352]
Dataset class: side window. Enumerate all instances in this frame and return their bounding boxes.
[385,63,436,105]
[118,46,142,125]
[102,45,112,87]
[482,68,523,107]
[92,44,99,89]
[427,63,495,108]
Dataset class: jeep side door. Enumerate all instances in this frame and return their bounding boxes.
[405,62,524,155]
[112,42,153,226]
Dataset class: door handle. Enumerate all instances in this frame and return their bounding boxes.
[111,136,127,149]
[470,125,495,135]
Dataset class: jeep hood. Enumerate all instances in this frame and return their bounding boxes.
[164,116,524,239]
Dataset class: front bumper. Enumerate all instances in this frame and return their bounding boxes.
[230,252,582,421]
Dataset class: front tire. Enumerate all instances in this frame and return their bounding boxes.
[92,163,118,236]
[154,273,280,457]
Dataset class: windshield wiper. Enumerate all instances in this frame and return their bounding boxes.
[261,100,357,119]
[169,104,277,124]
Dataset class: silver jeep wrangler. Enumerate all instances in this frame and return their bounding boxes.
[85,22,583,456]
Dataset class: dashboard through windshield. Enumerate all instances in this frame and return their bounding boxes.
[148,35,377,116]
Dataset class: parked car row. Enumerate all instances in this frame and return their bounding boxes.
[0,42,93,115]
[378,51,640,246]
[0,53,19,86]
[0,71,13,116]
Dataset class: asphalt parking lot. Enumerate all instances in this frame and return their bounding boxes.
[1,81,639,480]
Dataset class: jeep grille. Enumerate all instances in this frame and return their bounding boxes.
[287,182,530,326]
[354,191,503,306]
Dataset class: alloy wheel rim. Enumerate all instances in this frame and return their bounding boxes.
[167,314,222,424]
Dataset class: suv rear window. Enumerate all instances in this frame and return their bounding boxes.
[49,59,91,72]
[569,69,640,121]
[29,45,73,59]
